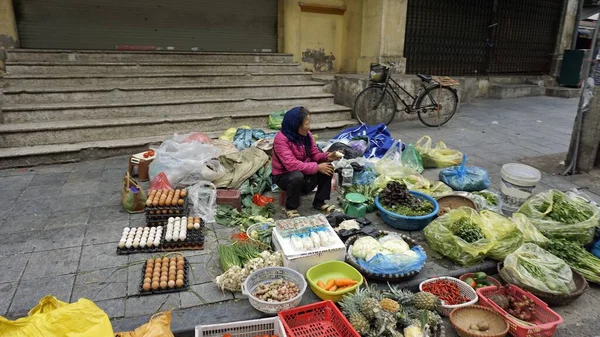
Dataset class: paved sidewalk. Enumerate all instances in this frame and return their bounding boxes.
[1,96,599,336]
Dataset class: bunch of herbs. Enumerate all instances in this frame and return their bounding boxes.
[536,192,593,224]
[453,218,485,243]
[380,181,434,216]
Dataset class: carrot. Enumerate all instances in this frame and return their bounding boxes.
[328,285,338,292]
[324,279,335,290]
[335,278,358,287]
[317,280,326,289]
[337,285,348,291]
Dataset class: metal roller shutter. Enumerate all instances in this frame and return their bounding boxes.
[14,0,277,52]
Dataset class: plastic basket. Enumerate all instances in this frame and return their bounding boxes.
[196,317,287,337]
[419,276,478,316]
[278,300,360,337]
[375,191,439,230]
[477,285,563,337]
[242,267,307,315]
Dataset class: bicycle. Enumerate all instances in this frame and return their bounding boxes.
[353,62,459,127]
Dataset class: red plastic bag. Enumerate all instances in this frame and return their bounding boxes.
[149,172,173,192]
[252,194,274,206]
[182,132,211,144]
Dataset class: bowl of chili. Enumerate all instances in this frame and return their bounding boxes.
[419,276,478,316]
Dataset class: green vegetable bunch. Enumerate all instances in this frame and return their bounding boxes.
[473,191,498,206]
[547,239,600,283]
[453,218,485,243]
[380,181,434,216]
[537,193,593,224]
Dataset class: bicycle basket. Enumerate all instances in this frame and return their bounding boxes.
[369,64,388,83]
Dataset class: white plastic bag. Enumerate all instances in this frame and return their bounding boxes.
[188,181,217,223]
[375,141,416,178]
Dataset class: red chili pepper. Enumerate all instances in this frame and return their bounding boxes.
[231,232,249,241]
[422,279,468,305]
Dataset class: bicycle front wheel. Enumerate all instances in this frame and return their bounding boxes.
[353,86,396,125]
[416,85,459,127]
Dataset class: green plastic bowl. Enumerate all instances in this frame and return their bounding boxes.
[306,261,364,302]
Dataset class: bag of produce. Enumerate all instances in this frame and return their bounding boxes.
[517,189,599,244]
[352,235,427,274]
[480,210,524,260]
[121,173,147,214]
[468,190,502,213]
[376,140,418,179]
[501,243,577,295]
[268,110,285,130]
[378,174,452,198]
[415,135,463,168]
[115,311,174,337]
[439,155,490,192]
[510,213,549,247]
[401,144,424,173]
[424,207,494,266]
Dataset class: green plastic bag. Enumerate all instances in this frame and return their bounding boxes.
[500,243,577,295]
[376,141,417,179]
[424,207,494,266]
[510,213,549,247]
[268,110,286,130]
[401,144,424,173]
[480,210,524,261]
[517,189,599,244]
[415,135,463,168]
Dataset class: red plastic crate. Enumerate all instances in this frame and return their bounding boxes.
[278,300,360,337]
[477,285,563,337]
[216,189,241,211]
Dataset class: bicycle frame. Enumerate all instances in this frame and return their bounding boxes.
[370,66,439,113]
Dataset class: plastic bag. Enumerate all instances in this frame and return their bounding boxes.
[511,213,549,247]
[179,159,226,185]
[115,311,174,337]
[356,246,427,275]
[468,190,502,213]
[188,181,217,223]
[424,207,494,266]
[122,173,147,213]
[173,132,211,144]
[219,126,250,141]
[376,141,417,179]
[0,295,114,337]
[233,128,275,151]
[480,210,524,260]
[400,174,453,198]
[149,172,173,192]
[348,138,369,155]
[415,135,463,168]
[401,144,424,173]
[268,110,285,130]
[353,162,378,185]
[516,189,600,244]
[328,142,364,159]
[439,155,490,191]
[501,243,577,295]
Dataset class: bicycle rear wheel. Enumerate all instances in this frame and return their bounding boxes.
[353,86,396,125]
[416,85,459,127]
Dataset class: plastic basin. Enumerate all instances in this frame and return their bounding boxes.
[375,191,439,230]
[306,261,363,303]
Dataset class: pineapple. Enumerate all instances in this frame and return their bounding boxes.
[348,312,371,335]
[361,297,382,320]
[380,298,401,314]
[373,311,398,337]
[387,283,415,306]
[412,309,441,327]
[340,290,371,335]
[412,292,440,311]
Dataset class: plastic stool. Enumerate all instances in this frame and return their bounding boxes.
[128,152,155,182]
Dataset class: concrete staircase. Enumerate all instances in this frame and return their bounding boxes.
[0,49,355,169]
[488,76,544,99]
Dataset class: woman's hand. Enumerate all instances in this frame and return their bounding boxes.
[327,151,343,162]
[318,162,334,176]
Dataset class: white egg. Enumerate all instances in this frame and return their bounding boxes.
[132,241,139,248]
[168,217,175,223]
[126,238,133,244]
[154,239,160,247]
[165,233,172,242]
[120,237,127,243]
[179,232,186,241]
[118,241,125,248]
[125,241,132,248]
[193,223,201,230]
[139,241,146,248]
[133,237,140,243]
[175,217,181,221]
[137,226,143,231]
[122,228,129,234]
[146,241,153,248]
[157,226,163,230]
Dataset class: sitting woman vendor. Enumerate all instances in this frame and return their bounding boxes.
[272,106,343,218]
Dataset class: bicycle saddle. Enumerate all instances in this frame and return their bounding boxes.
[417,74,432,82]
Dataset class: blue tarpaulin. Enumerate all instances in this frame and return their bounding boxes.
[332,123,401,158]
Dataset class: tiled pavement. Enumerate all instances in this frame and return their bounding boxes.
[1,96,600,336]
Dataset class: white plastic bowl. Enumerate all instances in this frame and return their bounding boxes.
[242,267,307,315]
[419,276,478,316]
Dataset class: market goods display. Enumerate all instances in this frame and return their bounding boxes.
[306,261,364,302]
[275,213,329,238]
[517,189,599,244]
[415,135,463,168]
[449,305,509,337]
[247,222,275,247]
[480,210,523,261]
[161,216,205,251]
[215,246,283,291]
[339,284,444,337]
[140,255,188,295]
[379,181,434,216]
[145,189,188,226]
[439,156,490,192]
[251,279,300,302]
[546,238,600,283]
[419,277,478,316]
[117,226,162,254]
[510,213,549,247]
[500,243,576,295]
[469,190,502,213]
[242,267,307,314]
[196,317,285,337]
[460,271,501,290]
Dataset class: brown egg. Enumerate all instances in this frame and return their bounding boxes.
[166,198,172,205]
[168,274,176,281]
[180,190,187,198]
[177,260,185,268]
[147,258,154,265]
[178,199,184,206]
[170,257,176,262]
[160,281,168,289]
[177,274,184,280]
[143,277,152,284]
[158,199,165,207]
[151,281,159,290]
[143,283,151,291]
[154,263,161,270]
[171,199,178,206]
[145,267,153,275]
[175,279,184,287]
[146,199,152,207]
[175,189,181,195]
[177,269,184,275]
[160,275,168,282]
[152,200,159,207]
[168,280,175,288]
[169,266,176,273]
[162,257,169,263]
[145,272,152,279]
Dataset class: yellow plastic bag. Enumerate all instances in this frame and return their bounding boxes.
[480,210,524,261]
[415,135,463,168]
[115,311,174,337]
[218,125,251,141]
[0,296,113,337]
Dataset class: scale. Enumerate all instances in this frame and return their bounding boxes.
[343,193,368,218]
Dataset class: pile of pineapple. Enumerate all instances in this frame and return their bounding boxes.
[340,284,443,337]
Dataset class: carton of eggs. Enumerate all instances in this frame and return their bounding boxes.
[118,226,162,250]
[165,217,187,242]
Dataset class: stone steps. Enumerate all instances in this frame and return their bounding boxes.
[1,72,313,88]
[0,120,356,169]
[545,86,580,98]
[488,83,543,99]
[5,61,302,75]
[0,105,353,147]
[6,49,295,63]
[2,93,337,123]
[3,81,325,104]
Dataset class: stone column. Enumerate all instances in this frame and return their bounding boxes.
[551,0,579,77]
[356,0,407,74]
[570,87,600,172]
[0,0,18,74]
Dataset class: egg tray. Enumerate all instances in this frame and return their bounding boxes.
[116,244,162,255]
[160,228,206,251]
[145,198,188,215]
[138,259,190,295]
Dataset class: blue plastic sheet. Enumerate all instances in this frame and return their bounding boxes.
[233,128,275,151]
[332,123,402,158]
[353,162,378,185]
[439,155,490,192]
[356,246,427,275]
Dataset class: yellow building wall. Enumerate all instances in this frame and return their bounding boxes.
[0,0,18,49]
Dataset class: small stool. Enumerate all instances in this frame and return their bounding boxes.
[128,152,155,182]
